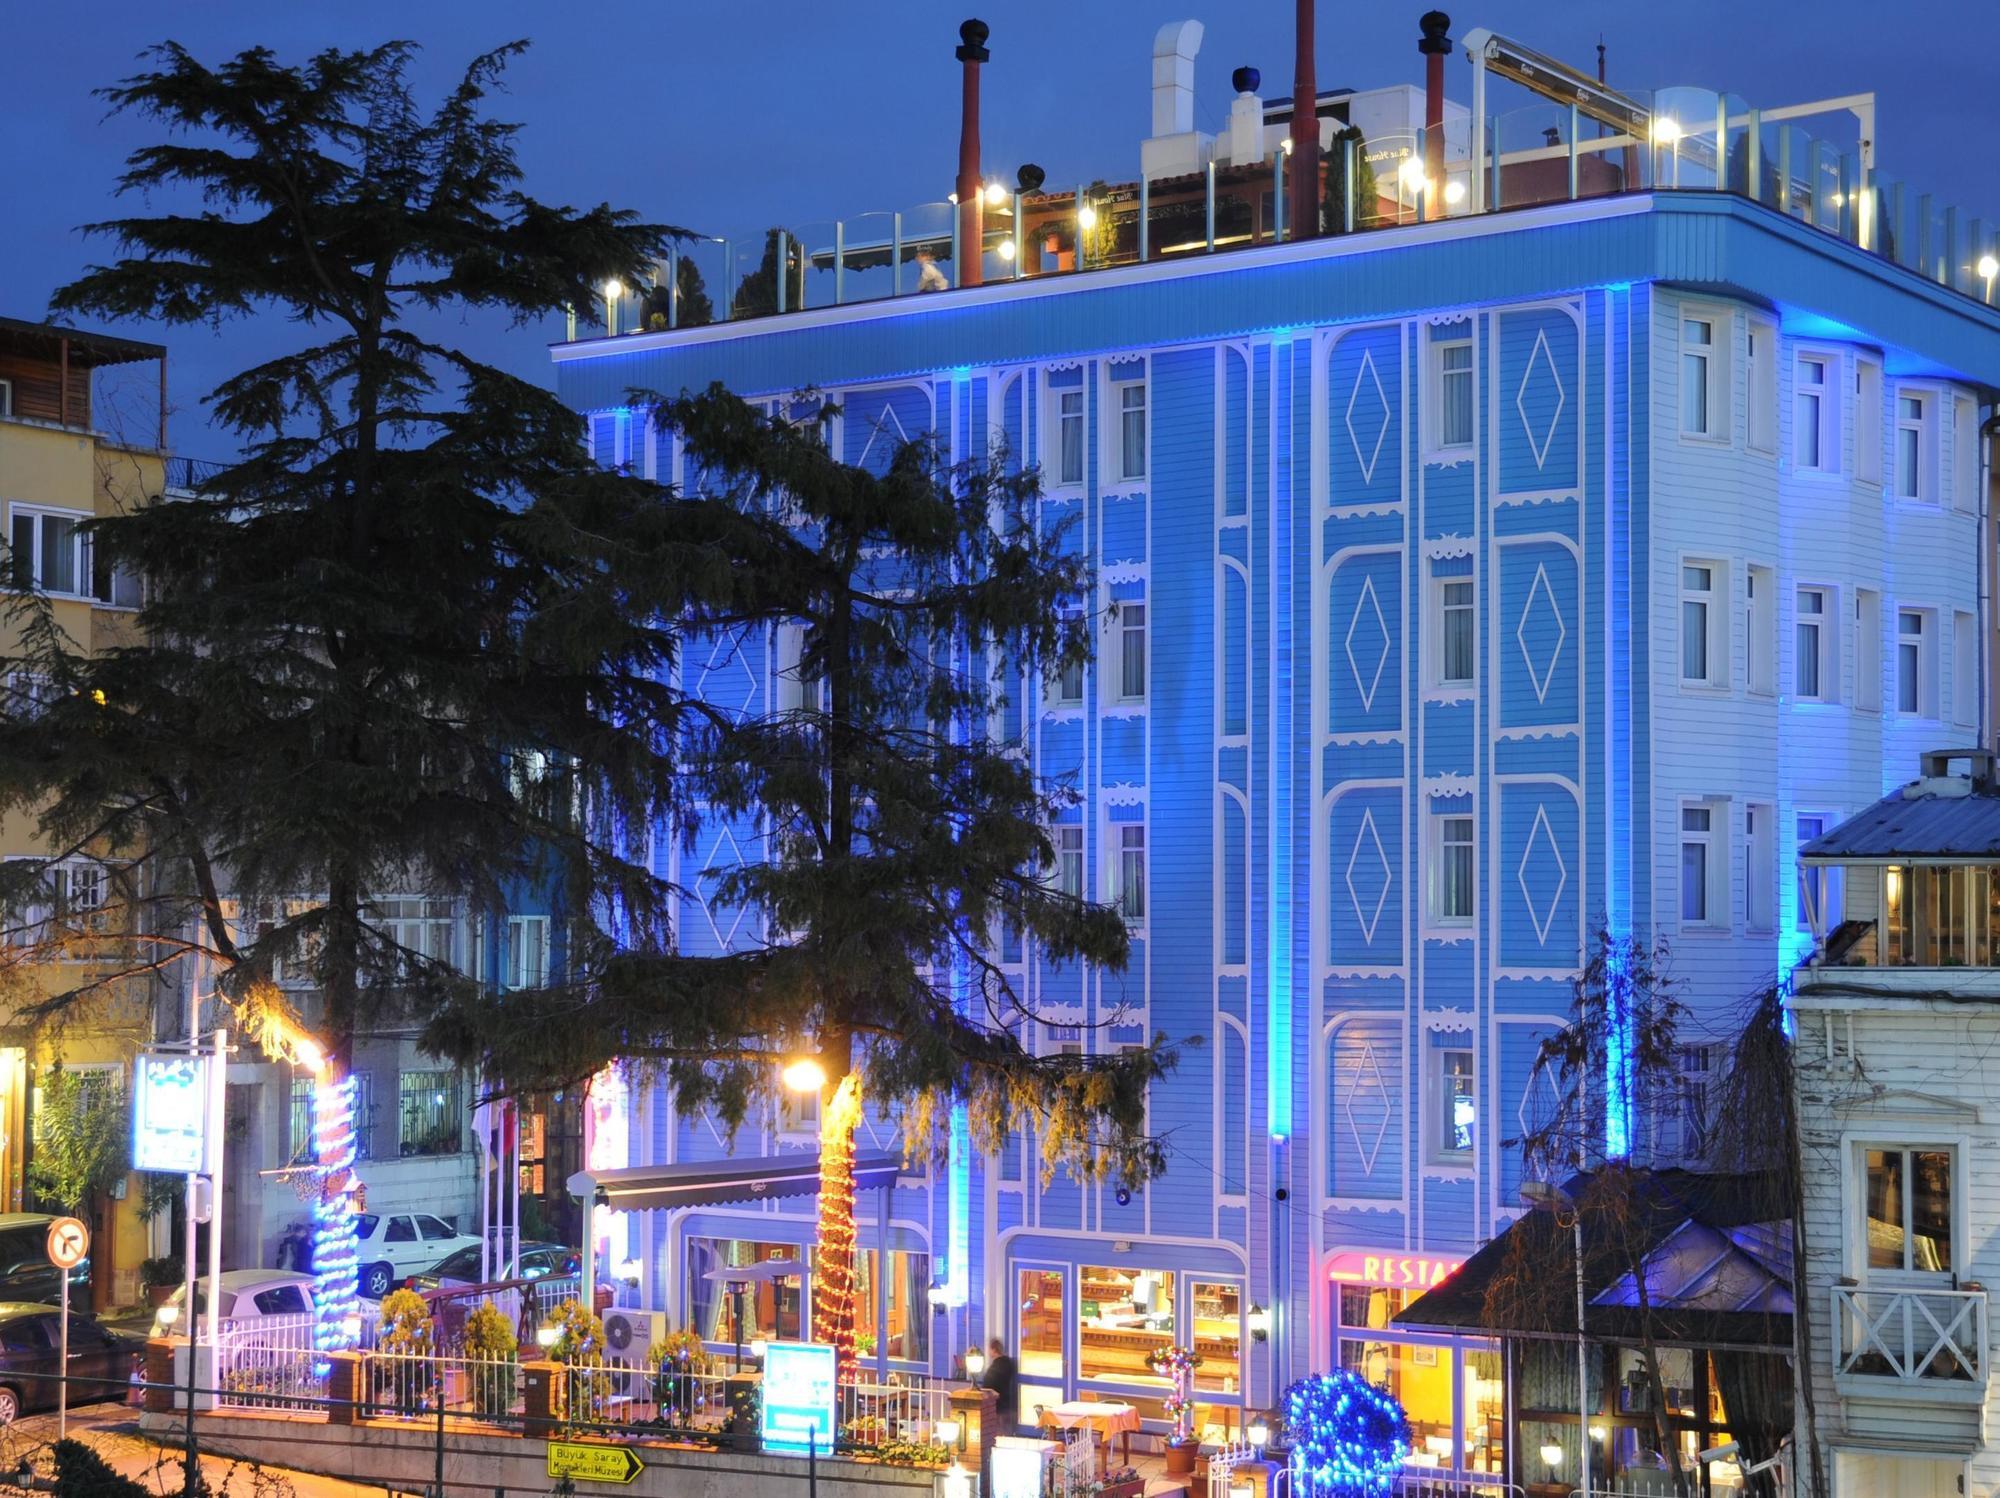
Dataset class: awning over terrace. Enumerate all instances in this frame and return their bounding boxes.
[567,1151,906,1213]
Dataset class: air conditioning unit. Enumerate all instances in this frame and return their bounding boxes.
[601,1307,671,1361]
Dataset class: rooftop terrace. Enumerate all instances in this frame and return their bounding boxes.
[561,19,2000,347]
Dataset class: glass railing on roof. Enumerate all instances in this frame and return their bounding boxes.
[571,90,2000,341]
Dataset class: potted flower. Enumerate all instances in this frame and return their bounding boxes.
[545,1298,611,1426]
[139,1255,183,1309]
[1146,1345,1204,1475]
[646,1327,710,1427]
[461,1302,519,1419]
[375,1289,437,1415]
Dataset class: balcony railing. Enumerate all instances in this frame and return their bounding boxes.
[1833,1283,1987,1387]
[571,84,2000,344]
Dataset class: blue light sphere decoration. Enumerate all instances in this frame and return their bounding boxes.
[1282,1371,1411,1497]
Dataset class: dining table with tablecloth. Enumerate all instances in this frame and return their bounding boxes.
[1038,1400,1143,1472]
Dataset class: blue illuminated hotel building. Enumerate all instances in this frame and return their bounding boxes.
[552,22,2000,1474]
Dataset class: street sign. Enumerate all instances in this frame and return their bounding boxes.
[761,1340,838,1453]
[546,1442,644,1485]
[45,1216,88,1270]
[133,1051,209,1173]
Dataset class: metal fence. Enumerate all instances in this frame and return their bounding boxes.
[361,1349,523,1422]
[212,1313,323,1413]
[1273,1468,1524,1498]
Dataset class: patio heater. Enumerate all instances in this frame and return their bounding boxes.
[728,1276,751,1372]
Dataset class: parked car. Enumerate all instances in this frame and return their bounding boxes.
[0,1303,143,1423]
[354,1212,482,1299]
[150,1269,315,1339]
[0,1215,90,1308]
[407,1241,580,1294]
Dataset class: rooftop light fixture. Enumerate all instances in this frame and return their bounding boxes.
[984,182,1007,208]
[1651,117,1682,144]
[997,240,1016,261]
[1078,205,1099,232]
[1281,136,1294,155]
[1443,180,1468,206]
[1979,253,1999,280]
[603,278,624,301]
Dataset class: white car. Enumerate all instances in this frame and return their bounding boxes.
[151,1269,316,1337]
[354,1211,483,1299]
[152,1268,384,1339]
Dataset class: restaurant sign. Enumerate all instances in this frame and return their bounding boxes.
[1326,1250,1464,1289]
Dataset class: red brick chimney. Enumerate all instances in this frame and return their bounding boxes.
[955,19,991,289]
[1287,0,1319,240]
[1420,12,1452,192]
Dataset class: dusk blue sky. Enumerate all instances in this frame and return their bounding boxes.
[4,0,1993,460]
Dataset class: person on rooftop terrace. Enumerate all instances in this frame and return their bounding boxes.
[914,246,949,292]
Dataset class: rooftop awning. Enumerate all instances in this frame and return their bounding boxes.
[567,1152,905,1213]
[1393,1169,1793,1352]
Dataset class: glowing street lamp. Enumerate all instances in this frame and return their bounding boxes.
[781,1056,827,1094]
[1652,117,1684,188]
[1980,253,1998,304]
[602,278,624,338]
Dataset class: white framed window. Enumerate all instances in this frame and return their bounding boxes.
[1680,315,1719,438]
[1680,801,1725,928]
[773,622,822,715]
[1855,589,1882,713]
[8,506,90,597]
[1047,606,1085,707]
[1747,319,1777,452]
[1052,387,1085,488]
[1746,803,1775,931]
[1860,1144,1956,1275]
[3,673,57,720]
[1895,388,1934,501]
[1796,813,1838,933]
[1431,335,1474,451]
[1953,610,1977,728]
[1680,560,1725,687]
[1111,822,1146,922]
[1795,585,1835,701]
[1429,812,1475,926]
[1746,565,1776,696]
[1432,1048,1475,1159]
[503,914,549,990]
[1953,395,1978,512]
[1115,379,1147,481]
[1429,560,1475,687]
[1675,1044,1715,1160]
[1115,600,1146,702]
[1897,608,1934,717]
[1854,358,1883,485]
[1794,354,1834,472]
[1054,824,1084,900]
[375,896,456,972]
[0,379,11,419]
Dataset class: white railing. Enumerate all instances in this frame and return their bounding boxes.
[364,1349,523,1422]
[836,1377,954,1453]
[554,1355,736,1432]
[1833,1283,1988,1383]
[213,1312,325,1412]
[1274,1466,1523,1498]
[1208,1441,1256,1498]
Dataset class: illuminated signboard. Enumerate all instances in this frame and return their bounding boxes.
[760,1341,837,1453]
[1325,1250,1464,1290]
[132,1051,208,1174]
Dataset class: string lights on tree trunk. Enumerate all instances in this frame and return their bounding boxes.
[810,1073,865,1381]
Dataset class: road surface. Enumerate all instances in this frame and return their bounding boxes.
[0,1399,388,1496]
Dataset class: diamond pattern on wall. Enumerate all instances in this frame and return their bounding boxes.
[696,646,758,718]
[857,403,910,471]
[1515,563,1567,703]
[1342,1040,1392,1175]
[1344,575,1391,712]
[1344,350,1392,485]
[1515,804,1569,945]
[696,826,751,950]
[1514,329,1566,470]
[1344,808,1393,944]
